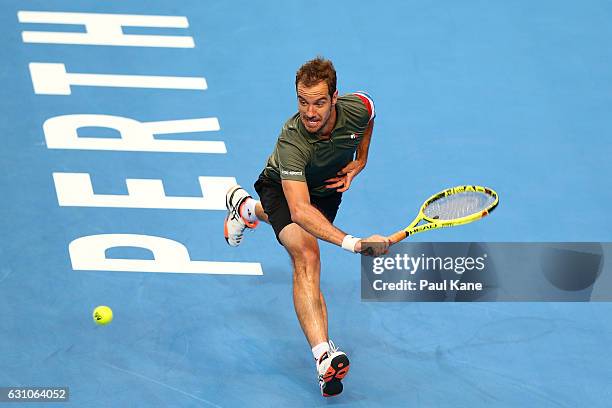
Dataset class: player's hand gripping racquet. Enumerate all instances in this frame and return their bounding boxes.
[361,185,498,255]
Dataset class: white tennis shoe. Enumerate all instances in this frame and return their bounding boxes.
[317,341,350,397]
[224,185,258,247]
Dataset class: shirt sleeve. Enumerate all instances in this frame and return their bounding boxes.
[353,91,376,122]
[276,137,309,182]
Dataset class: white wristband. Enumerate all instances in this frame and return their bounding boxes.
[341,235,361,253]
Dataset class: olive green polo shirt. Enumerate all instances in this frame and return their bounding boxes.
[262,93,376,197]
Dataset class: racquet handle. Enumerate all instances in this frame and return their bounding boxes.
[389,230,407,245]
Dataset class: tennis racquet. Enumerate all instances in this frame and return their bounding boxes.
[361,185,498,255]
[389,185,499,244]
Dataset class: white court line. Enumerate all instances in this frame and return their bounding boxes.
[102,362,223,408]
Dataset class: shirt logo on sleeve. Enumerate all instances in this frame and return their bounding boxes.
[281,170,303,176]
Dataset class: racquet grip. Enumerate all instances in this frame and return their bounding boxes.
[389,230,408,244]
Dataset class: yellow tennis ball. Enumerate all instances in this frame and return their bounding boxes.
[93,305,113,325]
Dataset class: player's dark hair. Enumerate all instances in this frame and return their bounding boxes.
[295,57,337,98]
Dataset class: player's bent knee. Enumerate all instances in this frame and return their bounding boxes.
[293,249,320,268]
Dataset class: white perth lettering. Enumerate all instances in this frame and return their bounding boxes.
[20,9,263,276]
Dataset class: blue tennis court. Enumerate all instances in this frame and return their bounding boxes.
[2,1,612,406]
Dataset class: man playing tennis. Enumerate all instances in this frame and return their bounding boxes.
[223,57,389,397]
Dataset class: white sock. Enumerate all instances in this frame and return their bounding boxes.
[312,341,330,362]
[239,198,258,223]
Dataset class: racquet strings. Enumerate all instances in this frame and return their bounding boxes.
[423,191,495,221]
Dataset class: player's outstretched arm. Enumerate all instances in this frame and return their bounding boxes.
[282,179,346,244]
[282,179,388,255]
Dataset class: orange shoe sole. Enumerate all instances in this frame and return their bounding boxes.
[321,354,350,397]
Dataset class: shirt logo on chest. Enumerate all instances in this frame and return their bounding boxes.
[350,133,357,139]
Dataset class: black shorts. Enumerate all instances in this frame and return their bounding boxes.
[254,173,342,244]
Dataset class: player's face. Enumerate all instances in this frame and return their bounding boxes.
[297,81,337,133]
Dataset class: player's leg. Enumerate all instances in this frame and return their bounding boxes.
[306,193,349,396]
[249,175,348,396]
[279,223,327,346]
[306,192,342,339]
[279,222,349,397]
[320,290,328,337]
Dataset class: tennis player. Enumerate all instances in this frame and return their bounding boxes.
[224,57,389,397]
